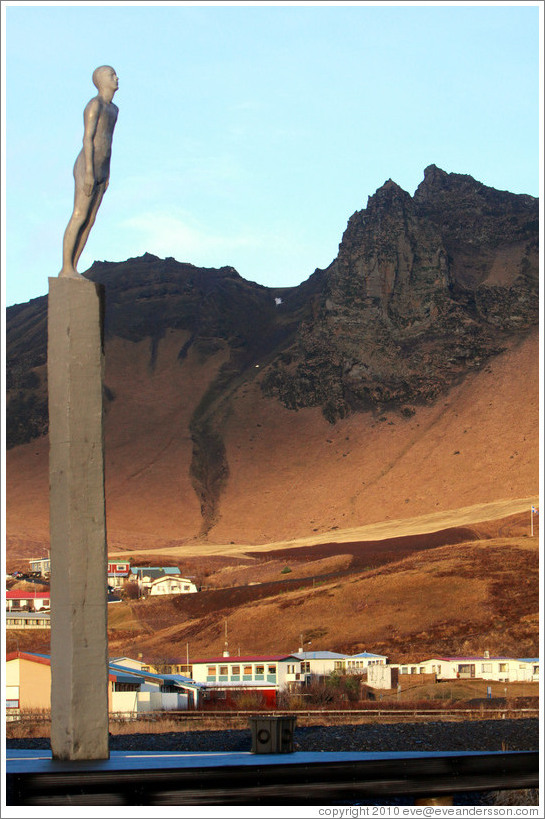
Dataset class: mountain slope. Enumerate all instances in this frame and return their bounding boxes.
[6,167,539,553]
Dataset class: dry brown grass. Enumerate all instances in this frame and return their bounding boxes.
[204,553,353,588]
[12,524,538,667]
[101,534,539,664]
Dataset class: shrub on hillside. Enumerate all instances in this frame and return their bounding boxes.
[123,582,140,600]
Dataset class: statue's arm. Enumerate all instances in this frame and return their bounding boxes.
[82,98,100,196]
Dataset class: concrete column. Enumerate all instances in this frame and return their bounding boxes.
[48,276,109,760]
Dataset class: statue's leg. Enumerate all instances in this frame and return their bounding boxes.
[60,186,95,277]
[72,186,105,272]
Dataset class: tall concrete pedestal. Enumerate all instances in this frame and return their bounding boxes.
[48,276,109,760]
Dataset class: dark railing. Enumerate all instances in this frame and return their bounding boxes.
[6,749,538,806]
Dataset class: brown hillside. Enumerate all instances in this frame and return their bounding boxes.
[108,535,539,663]
[6,328,538,556]
[213,331,538,545]
[10,530,537,663]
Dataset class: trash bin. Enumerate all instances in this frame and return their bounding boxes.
[249,715,297,753]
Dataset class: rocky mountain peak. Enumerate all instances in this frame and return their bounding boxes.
[262,167,538,421]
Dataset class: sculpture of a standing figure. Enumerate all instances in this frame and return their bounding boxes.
[59,65,119,277]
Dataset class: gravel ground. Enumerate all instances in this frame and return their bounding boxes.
[7,719,539,807]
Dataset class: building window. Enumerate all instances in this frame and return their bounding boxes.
[334,661,343,670]
[207,666,216,676]
[481,663,492,673]
[243,665,252,676]
[113,682,139,692]
[219,666,228,676]
[301,662,310,674]
[401,667,408,674]
[231,666,240,676]
[268,665,276,676]
[498,663,508,672]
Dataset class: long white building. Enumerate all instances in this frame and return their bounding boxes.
[367,655,539,687]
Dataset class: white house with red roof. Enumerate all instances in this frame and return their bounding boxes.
[188,654,303,706]
[107,561,131,588]
[6,590,50,612]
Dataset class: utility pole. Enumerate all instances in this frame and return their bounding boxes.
[530,505,538,537]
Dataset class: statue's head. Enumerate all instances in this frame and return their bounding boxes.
[92,65,119,94]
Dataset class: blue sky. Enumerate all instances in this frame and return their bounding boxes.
[3,1,542,307]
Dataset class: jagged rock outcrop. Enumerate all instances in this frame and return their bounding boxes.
[261,166,538,420]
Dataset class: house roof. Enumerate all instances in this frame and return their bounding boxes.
[203,681,276,689]
[149,575,194,586]
[108,662,204,689]
[190,654,299,664]
[160,674,206,689]
[421,656,515,662]
[130,567,181,578]
[294,651,347,660]
[5,651,204,687]
[6,590,50,599]
[350,652,387,659]
[6,651,51,665]
[109,656,147,666]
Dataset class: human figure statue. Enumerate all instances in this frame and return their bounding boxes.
[59,66,119,277]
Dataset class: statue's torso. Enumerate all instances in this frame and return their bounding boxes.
[91,100,118,182]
